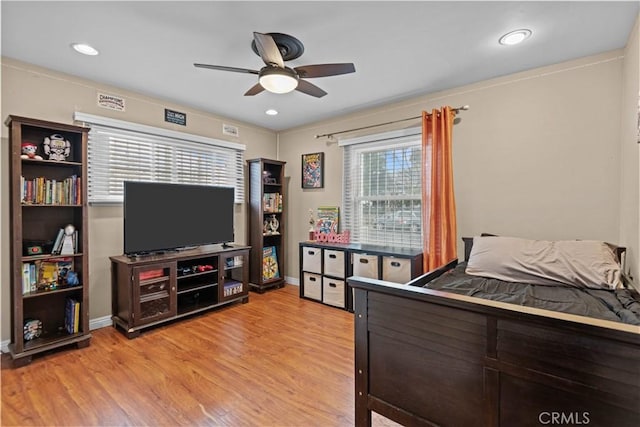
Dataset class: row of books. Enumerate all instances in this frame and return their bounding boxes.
[20,175,81,205]
[51,227,79,255]
[21,258,74,294]
[65,298,81,334]
[263,193,283,213]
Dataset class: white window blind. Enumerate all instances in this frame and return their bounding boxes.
[74,113,245,204]
[341,128,422,249]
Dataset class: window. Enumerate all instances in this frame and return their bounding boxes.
[74,113,245,204]
[341,128,422,249]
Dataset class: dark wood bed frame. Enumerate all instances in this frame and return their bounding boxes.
[349,242,640,427]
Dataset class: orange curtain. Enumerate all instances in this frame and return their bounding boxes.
[422,107,457,272]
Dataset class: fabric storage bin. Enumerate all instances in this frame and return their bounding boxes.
[302,247,322,274]
[352,253,379,279]
[324,249,345,278]
[382,256,412,283]
[303,272,322,300]
[322,277,345,308]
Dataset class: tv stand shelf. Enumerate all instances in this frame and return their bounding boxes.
[110,245,249,338]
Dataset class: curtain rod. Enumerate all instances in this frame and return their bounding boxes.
[314,105,469,139]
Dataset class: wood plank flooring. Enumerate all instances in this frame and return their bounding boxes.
[2,285,397,426]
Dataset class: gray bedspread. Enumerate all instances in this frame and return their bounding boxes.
[424,263,640,325]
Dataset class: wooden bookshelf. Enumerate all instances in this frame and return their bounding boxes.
[5,115,91,367]
[247,158,286,292]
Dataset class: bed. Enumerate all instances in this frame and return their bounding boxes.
[348,236,640,427]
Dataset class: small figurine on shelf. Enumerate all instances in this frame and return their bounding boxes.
[43,134,71,161]
[262,170,277,184]
[23,319,42,341]
[59,224,76,255]
[308,209,316,241]
[21,142,43,160]
[268,214,280,234]
[59,265,79,286]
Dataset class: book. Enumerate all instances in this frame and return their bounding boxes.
[51,228,64,254]
[22,263,31,294]
[65,298,74,334]
[316,206,339,235]
[262,246,280,281]
[37,260,59,287]
[74,300,80,333]
[64,298,80,334]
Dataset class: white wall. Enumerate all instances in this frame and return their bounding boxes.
[279,50,628,279]
[1,58,278,342]
[619,14,640,288]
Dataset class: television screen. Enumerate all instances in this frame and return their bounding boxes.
[124,181,234,255]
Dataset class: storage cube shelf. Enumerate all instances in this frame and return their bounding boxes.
[299,242,424,311]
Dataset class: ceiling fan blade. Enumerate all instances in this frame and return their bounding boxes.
[295,79,327,98]
[194,63,259,74]
[244,83,265,96]
[253,32,284,68]
[294,63,356,78]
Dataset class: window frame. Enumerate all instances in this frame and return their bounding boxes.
[74,112,245,205]
[340,127,423,249]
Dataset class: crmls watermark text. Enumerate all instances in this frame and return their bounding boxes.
[538,412,590,425]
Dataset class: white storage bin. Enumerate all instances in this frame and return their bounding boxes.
[322,278,345,308]
[303,272,322,300]
[352,253,379,279]
[382,256,412,283]
[302,246,322,274]
[324,249,345,278]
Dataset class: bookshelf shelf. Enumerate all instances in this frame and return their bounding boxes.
[6,115,91,367]
[21,204,82,207]
[22,331,87,352]
[247,158,286,293]
[21,252,84,262]
[22,158,83,167]
[23,285,84,299]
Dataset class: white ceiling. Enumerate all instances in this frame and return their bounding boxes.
[2,1,638,131]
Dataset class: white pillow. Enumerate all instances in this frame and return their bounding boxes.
[465,236,622,290]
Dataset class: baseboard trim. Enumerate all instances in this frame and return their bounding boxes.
[1,339,9,354]
[90,315,112,330]
[285,276,299,286]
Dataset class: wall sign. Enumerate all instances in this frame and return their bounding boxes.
[165,109,186,126]
[97,92,125,112]
[223,123,239,137]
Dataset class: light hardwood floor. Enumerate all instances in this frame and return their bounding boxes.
[2,285,396,426]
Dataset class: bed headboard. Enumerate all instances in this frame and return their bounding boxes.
[462,234,626,264]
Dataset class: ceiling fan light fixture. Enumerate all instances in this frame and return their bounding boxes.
[259,67,299,94]
[498,29,532,46]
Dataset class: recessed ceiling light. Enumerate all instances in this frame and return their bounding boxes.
[498,29,532,46]
[71,43,99,56]
[265,109,278,116]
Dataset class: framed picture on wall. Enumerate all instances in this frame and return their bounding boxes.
[301,152,324,189]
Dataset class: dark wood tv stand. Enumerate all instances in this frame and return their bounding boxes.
[110,245,250,338]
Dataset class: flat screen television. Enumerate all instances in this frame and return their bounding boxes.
[124,181,234,255]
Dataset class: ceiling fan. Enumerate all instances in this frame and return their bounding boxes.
[194,32,355,98]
